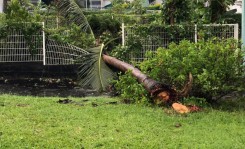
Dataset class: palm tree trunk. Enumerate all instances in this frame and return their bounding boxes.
[102,54,179,102]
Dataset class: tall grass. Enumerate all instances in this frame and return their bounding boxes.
[0,94,245,148]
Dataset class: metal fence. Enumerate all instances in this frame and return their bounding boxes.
[0,22,88,65]
[122,24,239,61]
[0,22,239,64]
[0,22,44,63]
[45,39,89,65]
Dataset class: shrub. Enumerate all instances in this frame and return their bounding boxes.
[140,38,245,101]
[146,4,161,10]
[87,14,121,38]
[45,24,95,49]
[114,71,149,104]
[181,96,209,107]
[0,0,43,54]
[110,45,131,62]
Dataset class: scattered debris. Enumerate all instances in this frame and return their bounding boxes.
[174,123,182,128]
[187,105,201,112]
[57,98,73,104]
[81,99,89,102]
[172,102,202,114]
[0,102,4,106]
[74,103,84,106]
[16,104,30,107]
[106,101,117,105]
[91,102,98,107]
[172,103,190,114]
[121,99,132,104]
[163,108,175,115]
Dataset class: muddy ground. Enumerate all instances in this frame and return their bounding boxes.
[0,63,114,97]
[0,77,108,97]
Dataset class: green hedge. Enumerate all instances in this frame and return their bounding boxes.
[139,39,244,100]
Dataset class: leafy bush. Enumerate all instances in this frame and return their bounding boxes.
[45,24,95,49]
[146,4,161,10]
[110,45,131,62]
[114,71,149,104]
[0,0,43,54]
[86,14,121,49]
[140,38,245,101]
[87,14,121,38]
[181,96,209,107]
[110,34,143,63]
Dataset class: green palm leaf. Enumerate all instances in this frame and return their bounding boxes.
[55,0,94,37]
[54,0,114,91]
[77,45,115,91]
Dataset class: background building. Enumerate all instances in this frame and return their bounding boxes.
[229,0,242,13]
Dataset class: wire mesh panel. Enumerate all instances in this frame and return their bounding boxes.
[198,24,238,40]
[45,39,89,65]
[0,23,43,63]
[123,24,238,62]
[124,25,196,62]
[44,16,67,29]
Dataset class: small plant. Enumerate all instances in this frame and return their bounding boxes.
[181,96,209,107]
[110,45,131,62]
[46,24,95,49]
[114,71,149,104]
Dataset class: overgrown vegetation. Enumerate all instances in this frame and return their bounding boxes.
[140,39,244,101]
[114,38,244,104]
[113,71,149,104]
[0,0,243,105]
[43,1,96,49]
[45,23,95,49]
[0,0,43,54]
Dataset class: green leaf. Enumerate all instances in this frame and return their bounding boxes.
[77,46,115,91]
[55,0,95,40]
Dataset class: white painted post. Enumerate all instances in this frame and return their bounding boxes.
[86,0,88,10]
[100,0,102,10]
[0,0,3,13]
[122,23,125,46]
[42,22,46,65]
[195,24,198,43]
[242,0,245,45]
[234,24,239,40]
[56,17,59,29]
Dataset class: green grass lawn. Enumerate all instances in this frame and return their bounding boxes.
[0,94,245,148]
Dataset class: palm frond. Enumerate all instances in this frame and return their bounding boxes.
[55,0,94,38]
[77,45,115,91]
[53,0,113,91]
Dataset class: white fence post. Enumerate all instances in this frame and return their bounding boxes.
[122,23,125,46]
[42,22,46,65]
[195,24,198,43]
[234,23,239,40]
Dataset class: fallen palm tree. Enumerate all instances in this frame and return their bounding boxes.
[54,0,195,113]
[102,54,193,104]
[77,45,193,104]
